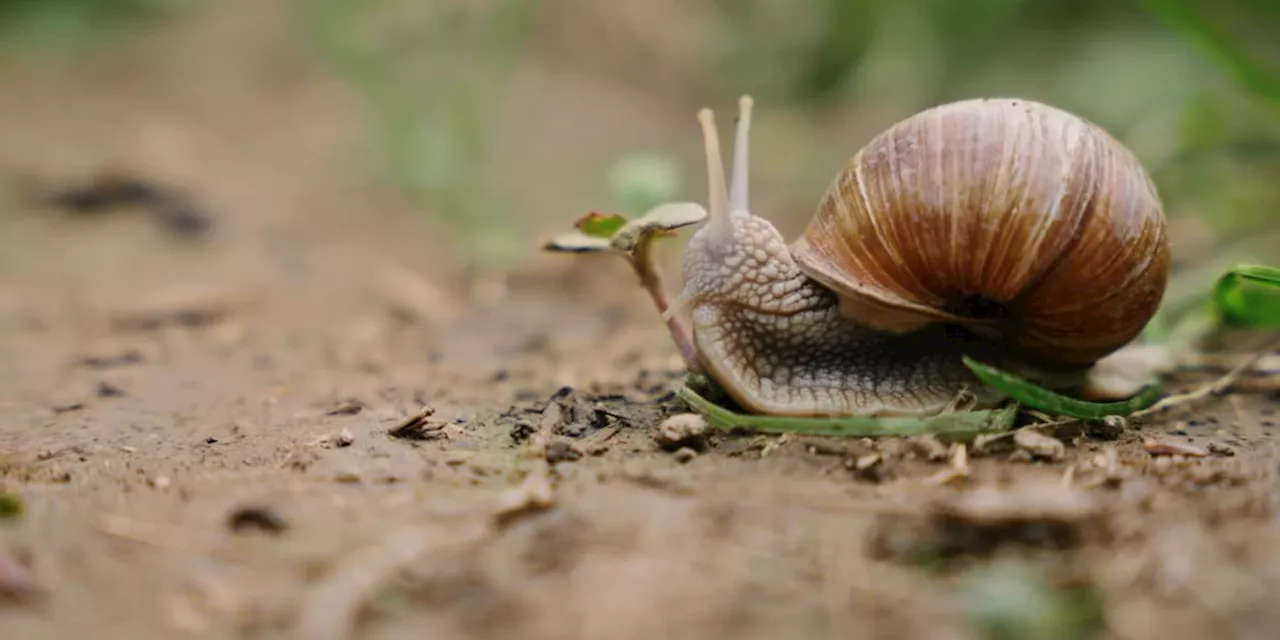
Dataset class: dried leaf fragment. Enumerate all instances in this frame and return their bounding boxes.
[389,406,445,440]
[1143,439,1208,458]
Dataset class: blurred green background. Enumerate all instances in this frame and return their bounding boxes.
[0,0,1276,282]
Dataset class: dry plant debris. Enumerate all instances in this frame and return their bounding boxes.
[388,406,447,440]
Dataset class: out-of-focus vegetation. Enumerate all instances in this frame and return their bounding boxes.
[294,0,1280,274]
[0,0,183,54]
[299,0,536,272]
[0,0,1276,276]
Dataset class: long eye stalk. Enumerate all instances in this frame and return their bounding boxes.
[697,107,731,242]
[730,95,753,214]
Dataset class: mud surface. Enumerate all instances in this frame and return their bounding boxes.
[1,3,1279,640]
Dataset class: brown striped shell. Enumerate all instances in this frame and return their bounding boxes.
[790,98,1171,372]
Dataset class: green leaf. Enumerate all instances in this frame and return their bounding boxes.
[574,212,629,238]
[676,383,1019,441]
[1212,264,1280,329]
[962,357,1164,420]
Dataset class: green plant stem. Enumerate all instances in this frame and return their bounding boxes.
[677,382,1019,440]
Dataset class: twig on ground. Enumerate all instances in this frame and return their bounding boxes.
[1132,337,1280,420]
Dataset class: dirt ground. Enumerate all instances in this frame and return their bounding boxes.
[1,3,1279,640]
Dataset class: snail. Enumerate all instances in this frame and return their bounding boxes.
[650,95,1171,418]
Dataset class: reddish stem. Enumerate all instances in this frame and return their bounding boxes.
[631,239,701,372]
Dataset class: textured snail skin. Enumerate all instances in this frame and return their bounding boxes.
[674,97,1169,417]
[793,98,1171,372]
[682,213,1002,416]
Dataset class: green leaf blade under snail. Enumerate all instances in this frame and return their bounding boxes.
[676,382,1019,441]
[961,357,1164,420]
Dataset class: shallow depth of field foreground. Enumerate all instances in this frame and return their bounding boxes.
[0,2,1278,639]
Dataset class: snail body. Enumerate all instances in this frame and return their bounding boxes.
[674,97,1170,417]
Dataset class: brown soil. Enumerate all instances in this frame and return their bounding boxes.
[1,3,1278,640]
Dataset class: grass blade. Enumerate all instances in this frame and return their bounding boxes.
[962,357,1164,420]
[676,383,1019,441]
[1213,264,1280,329]
[1140,0,1280,105]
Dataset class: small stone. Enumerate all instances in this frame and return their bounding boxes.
[851,453,887,482]
[51,400,85,413]
[336,429,354,447]
[654,413,709,451]
[1101,415,1128,434]
[855,453,882,471]
[97,381,127,397]
[1207,442,1235,457]
[325,401,364,416]
[672,447,698,464]
[907,434,949,462]
[443,451,474,466]
[509,420,537,443]
[1013,429,1065,461]
[1008,449,1033,463]
[545,439,583,464]
[227,506,287,534]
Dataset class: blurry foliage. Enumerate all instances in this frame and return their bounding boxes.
[1141,0,1280,104]
[607,153,681,218]
[300,0,535,271]
[0,0,185,54]
[285,0,1278,277]
[712,0,1280,251]
[5,0,1271,283]
[960,563,1104,640]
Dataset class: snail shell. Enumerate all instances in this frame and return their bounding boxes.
[792,98,1171,373]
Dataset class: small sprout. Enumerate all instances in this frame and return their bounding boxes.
[607,203,708,253]
[542,202,708,369]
